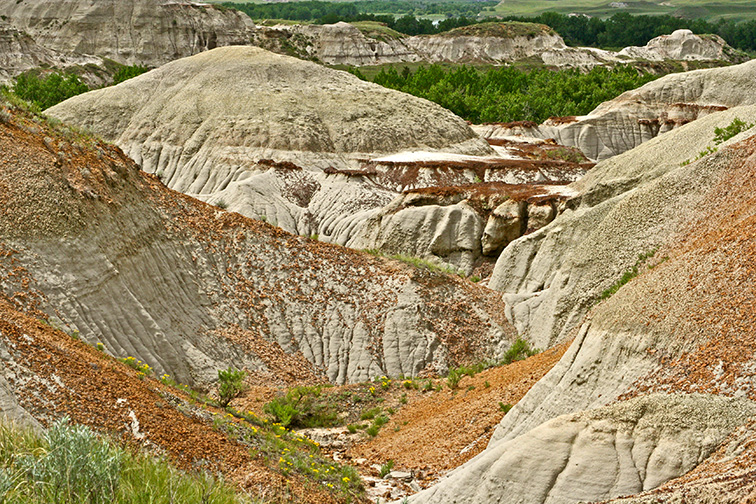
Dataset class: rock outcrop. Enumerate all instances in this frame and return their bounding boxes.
[618,29,742,62]
[266,21,744,69]
[475,59,756,161]
[405,22,565,63]
[0,24,105,86]
[0,96,514,390]
[410,394,756,504]
[0,0,256,68]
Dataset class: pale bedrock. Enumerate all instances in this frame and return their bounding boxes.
[489,106,756,352]
[346,201,484,275]
[47,46,493,239]
[408,394,756,504]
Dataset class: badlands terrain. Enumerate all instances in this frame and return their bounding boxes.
[2,0,756,503]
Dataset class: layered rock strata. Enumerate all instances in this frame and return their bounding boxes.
[0,0,256,67]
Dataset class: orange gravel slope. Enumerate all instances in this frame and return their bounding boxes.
[348,342,569,481]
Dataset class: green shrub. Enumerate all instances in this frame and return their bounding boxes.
[217,367,247,407]
[263,399,298,427]
[19,418,124,504]
[360,407,380,421]
[112,65,150,85]
[12,72,89,110]
[365,425,379,437]
[373,416,389,427]
[262,386,337,428]
[501,338,539,365]
[714,117,754,145]
[446,367,463,390]
[0,420,247,504]
[498,402,512,413]
[379,460,394,478]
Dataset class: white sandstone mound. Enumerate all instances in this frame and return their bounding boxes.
[47,45,494,240]
[409,394,756,504]
[619,29,737,61]
[0,99,514,389]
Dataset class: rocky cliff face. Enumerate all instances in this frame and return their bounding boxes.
[0,97,514,390]
[405,22,565,63]
[475,59,756,161]
[268,21,744,69]
[0,0,256,67]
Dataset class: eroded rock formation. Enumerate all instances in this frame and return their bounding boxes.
[408,90,756,504]
[474,59,756,161]
[0,0,256,68]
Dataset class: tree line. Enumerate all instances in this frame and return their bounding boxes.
[350,64,658,124]
[501,12,756,52]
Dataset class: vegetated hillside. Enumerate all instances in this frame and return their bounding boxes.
[0,0,256,68]
[0,94,515,399]
[407,86,756,503]
[476,58,756,161]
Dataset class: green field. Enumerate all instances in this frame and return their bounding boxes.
[493,0,756,21]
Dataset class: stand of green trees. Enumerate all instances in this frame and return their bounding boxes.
[224,0,497,24]
[501,12,756,52]
[351,64,657,123]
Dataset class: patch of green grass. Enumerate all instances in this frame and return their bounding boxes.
[360,407,381,421]
[500,338,540,365]
[379,460,394,478]
[0,418,250,504]
[600,249,658,300]
[498,402,512,413]
[714,117,755,144]
[350,21,404,41]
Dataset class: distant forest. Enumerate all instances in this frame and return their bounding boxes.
[224,1,756,52]
[349,64,658,123]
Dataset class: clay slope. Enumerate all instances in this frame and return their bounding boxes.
[0,0,255,68]
[409,106,756,502]
[475,58,756,161]
[0,98,514,393]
